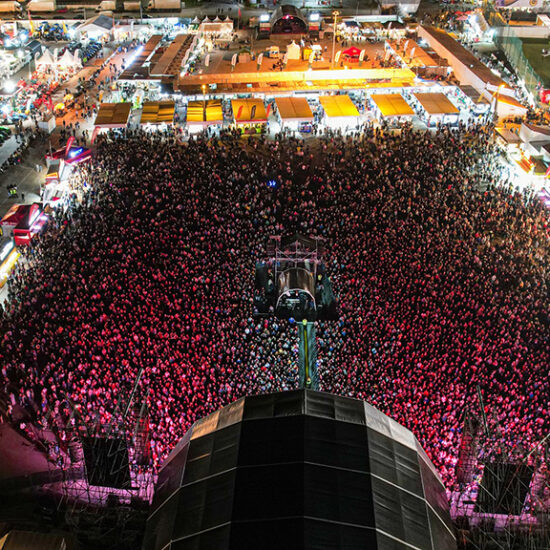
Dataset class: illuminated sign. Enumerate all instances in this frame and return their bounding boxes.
[0,240,14,262]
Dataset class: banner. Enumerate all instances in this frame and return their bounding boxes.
[282,53,288,66]
[231,53,237,66]
[91,126,100,144]
[250,104,256,120]
[266,103,271,118]
[204,54,210,67]
[335,50,341,64]
[409,47,416,61]
[257,53,263,70]
[65,136,75,157]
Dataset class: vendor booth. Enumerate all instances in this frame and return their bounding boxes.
[371,93,414,120]
[1,204,28,237]
[412,92,460,127]
[140,101,176,125]
[231,98,267,134]
[275,97,314,131]
[94,102,132,128]
[186,100,224,132]
[319,95,360,128]
[13,204,48,247]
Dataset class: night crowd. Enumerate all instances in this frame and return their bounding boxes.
[1,125,549,491]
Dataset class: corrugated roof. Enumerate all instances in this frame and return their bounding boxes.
[420,26,508,89]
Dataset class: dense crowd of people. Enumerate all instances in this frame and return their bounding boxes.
[1,125,549,491]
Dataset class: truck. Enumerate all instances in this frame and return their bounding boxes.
[0,1,21,14]
[147,0,180,10]
[27,0,56,12]
[123,0,141,10]
[95,0,115,11]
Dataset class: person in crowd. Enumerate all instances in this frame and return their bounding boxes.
[1,124,549,492]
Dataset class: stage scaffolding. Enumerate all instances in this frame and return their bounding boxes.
[452,401,550,550]
[38,386,154,549]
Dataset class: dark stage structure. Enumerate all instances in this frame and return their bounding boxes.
[143,390,456,550]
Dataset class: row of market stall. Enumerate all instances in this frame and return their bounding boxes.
[94,89,472,135]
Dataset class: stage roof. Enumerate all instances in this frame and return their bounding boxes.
[231,98,267,123]
[371,93,414,117]
[319,95,360,118]
[413,93,460,115]
[186,100,224,123]
[275,97,314,121]
[94,102,132,128]
[140,101,176,124]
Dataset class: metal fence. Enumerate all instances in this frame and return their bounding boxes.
[494,27,543,101]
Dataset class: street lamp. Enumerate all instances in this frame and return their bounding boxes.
[331,10,340,70]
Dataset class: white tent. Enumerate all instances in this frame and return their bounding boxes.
[36,49,55,69]
[191,16,200,23]
[58,49,81,69]
[213,15,221,22]
[286,41,301,61]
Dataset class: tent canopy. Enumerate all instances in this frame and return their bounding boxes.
[186,100,223,124]
[343,46,361,57]
[413,93,459,115]
[36,49,55,68]
[140,101,175,124]
[95,102,132,128]
[319,95,359,118]
[231,98,267,123]
[275,97,313,122]
[371,93,414,117]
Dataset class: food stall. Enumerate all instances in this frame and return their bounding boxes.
[185,99,224,133]
[319,94,360,129]
[92,102,132,142]
[274,97,314,132]
[412,92,460,127]
[12,203,48,246]
[1,204,28,237]
[231,98,268,134]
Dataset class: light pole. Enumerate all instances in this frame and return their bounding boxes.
[331,10,339,70]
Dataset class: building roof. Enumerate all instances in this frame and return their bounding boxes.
[413,92,460,115]
[319,94,360,118]
[275,97,314,121]
[94,102,132,127]
[420,26,508,89]
[78,14,114,32]
[371,93,414,117]
[150,34,194,77]
[459,85,489,104]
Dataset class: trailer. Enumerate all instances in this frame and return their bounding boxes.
[123,1,141,10]
[147,0,180,10]
[0,1,21,14]
[95,0,115,11]
[27,0,56,12]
